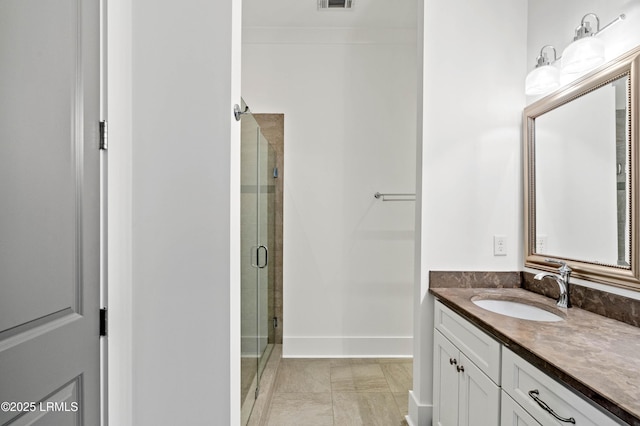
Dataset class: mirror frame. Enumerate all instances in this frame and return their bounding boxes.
[524,46,640,290]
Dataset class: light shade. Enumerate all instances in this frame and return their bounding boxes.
[525,65,560,95]
[561,36,605,74]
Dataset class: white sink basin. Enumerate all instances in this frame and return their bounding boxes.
[472,299,563,322]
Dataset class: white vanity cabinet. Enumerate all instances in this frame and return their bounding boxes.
[433,299,626,426]
[433,301,501,426]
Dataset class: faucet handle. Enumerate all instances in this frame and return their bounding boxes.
[545,258,572,273]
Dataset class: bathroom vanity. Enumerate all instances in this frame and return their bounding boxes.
[424,44,640,426]
[431,287,640,426]
[429,40,640,426]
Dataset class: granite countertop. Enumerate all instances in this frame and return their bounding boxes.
[430,287,640,425]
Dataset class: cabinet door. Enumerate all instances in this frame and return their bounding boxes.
[434,330,460,426]
[435,301,502,383]
[501,390,541,426]
[459,353,500,426]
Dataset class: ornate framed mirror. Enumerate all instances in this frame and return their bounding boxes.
[524,46,640,289]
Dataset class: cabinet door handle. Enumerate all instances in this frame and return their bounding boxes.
[456,365,464,373]
[528,389,576,424]
[449,358,457,365]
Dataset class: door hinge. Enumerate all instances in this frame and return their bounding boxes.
[99,308,108,337]
[255,386,260,399]
[273,317,278,328]
[99,120,108,150]
[273,167,279,178]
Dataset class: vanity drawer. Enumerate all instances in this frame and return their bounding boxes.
[502,348,622,426]
[501,390,541,426]
[434,300,501,383]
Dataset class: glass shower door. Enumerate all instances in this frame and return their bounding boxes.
[256,126,276,380]
[240,99,275,425]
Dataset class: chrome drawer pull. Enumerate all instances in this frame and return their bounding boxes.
[528,389,576,424]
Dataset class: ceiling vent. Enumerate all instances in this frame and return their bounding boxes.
[317,0,354,10]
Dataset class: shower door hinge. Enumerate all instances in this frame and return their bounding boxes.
[273,167,279,178]
[99,120,108,150]
[99,308,108,337]
[273,317,278,328]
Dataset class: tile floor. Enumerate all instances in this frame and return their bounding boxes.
[262,357,412,426]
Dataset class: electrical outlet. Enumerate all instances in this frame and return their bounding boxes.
[536,235,548,253]
[494,235,507,256]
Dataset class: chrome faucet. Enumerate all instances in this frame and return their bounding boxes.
[534,259,572,308]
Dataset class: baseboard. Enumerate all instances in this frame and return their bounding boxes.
[282,336,412,357]
[407,390,432,426]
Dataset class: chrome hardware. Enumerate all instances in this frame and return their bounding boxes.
[234,104,249,121]
[456,365,464,373]
[449,358,457,365]
[528,389,576,424]
[374,192,416,202]
[534,258,572,308]
[257,245,268,269]
[250,245,268,269]
[596,14,626,36]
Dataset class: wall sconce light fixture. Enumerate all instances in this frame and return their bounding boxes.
[561,13,626,75]
[525,45,560,95]
[561,13,604,74]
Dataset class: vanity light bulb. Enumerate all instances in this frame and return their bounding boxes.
[525,65,561,95]
[561,37,605,75]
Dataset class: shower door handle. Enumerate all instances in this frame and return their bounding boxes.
[257,245,268,269]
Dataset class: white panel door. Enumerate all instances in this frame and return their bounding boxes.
[0,0,101,424]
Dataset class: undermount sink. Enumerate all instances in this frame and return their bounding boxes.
[472,298,564,322]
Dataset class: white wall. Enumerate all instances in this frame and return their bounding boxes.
[411,0,528,424]
[126,1,242,425]
[242,17,418,356]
